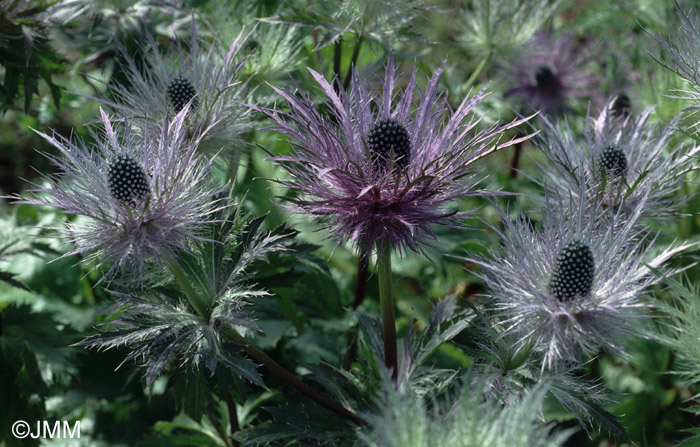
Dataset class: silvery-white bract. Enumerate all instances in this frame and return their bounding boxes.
[469,193,689,370]
[15,108,221,283]
[536,99,700,221]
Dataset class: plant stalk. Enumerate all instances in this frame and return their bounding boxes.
[222,325,366,426]
[165,254,209,320]
[377,247,398,382]
[333,38,342,84]
[463,52,492,92]
[342,36,363,90]
[352,254,369,309]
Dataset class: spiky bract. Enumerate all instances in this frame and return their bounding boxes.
[469,194,688,369]
[536,99,700,220]
[80,209,295,387]
[15,108,221,283]
[503,30,597,115]
[458,0,561,60]
[103,22,252,160]
[359,376,570,447]
[256,56,532,257]
[651,3,700,118]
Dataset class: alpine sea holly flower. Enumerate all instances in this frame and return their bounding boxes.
[503,30,597,116]
[469,193,689,370]
[14,108,221,283]
[536,99,700,220]
[103,21,252,160]
[256,56,533,258]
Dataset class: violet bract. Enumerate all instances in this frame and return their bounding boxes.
[257,56,533,259]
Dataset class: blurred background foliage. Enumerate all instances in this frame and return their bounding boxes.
[2,0,700,446]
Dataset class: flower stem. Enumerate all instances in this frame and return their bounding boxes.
[333,38,343,83]
[221,325,366,426]
[352,254,369,309]
[164,254,209,320]
[463,52,492,92]
[509,140,523,179]
[342,36,363,90]
[377,247,398,382]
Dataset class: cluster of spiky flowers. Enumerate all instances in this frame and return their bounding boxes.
[536,98,700,220]
[256,56,532,258]
[470,192,689,370]
[503,30,597,115]
[14,108,221,282]
[103,21,253,159]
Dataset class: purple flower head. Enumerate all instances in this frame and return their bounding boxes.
[536,99,700,221]
[470,193,689,370]
[503,30,597,116]
[15,108,222,283]
[256,56,532,257]
[101,21,252,160]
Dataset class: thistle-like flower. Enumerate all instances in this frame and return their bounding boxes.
[14,108,220,282]
[103,22,252,160]
[536,99,700,220]
[503,30,597,115]
[256,56,532,257]
[470,193,689,370]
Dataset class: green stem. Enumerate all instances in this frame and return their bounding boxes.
[333,38,342,83]
[342,36,363,90]
[352,254,369,309]
[221,326,366,426]
[164,254,209,320]
[378,247,397,382]
[463,52,492,92]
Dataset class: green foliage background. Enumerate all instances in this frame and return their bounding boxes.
[2,0,700,446]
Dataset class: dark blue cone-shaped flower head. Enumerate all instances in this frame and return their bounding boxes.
[167,76,199,114]
[597,145,627,178]
[367,118,412,171]
[108,154,151,206]
[549,239,594,302]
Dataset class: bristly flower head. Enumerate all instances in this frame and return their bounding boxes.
[469,193,689,370]
[103,21,252,160]
[14,108,221,282]
[536,99,700,221]
[503,30,597,116]
[256,56,532,257]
